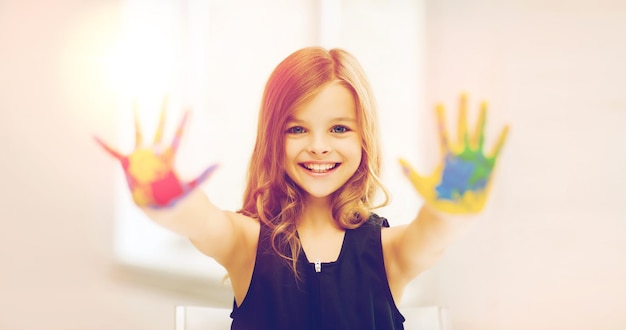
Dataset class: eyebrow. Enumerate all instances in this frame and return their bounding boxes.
[333,117,357,123]
[286,117,357,123]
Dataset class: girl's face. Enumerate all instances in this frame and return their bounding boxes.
[284,82,362,201]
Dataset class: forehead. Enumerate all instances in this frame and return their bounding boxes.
[289,82,357,122]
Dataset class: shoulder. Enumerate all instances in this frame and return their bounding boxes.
[351,213,389,229]
[227,211,260,243]
[363,213,407,250]
[365,213,390,228]
[218,211,260,269]
[349,213,392,243]
[378,214,409,257]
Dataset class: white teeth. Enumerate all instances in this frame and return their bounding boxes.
[302,163,337,173]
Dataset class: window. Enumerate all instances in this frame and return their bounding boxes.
[109,0,424,289]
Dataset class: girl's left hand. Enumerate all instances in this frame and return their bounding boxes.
[399,94,509,214]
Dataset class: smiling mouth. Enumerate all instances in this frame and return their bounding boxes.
[300,163,340,173]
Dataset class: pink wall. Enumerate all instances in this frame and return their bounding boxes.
[1,0,624,329]
[416,1,626,329]
[0,1,207,329]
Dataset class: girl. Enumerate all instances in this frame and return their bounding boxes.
[96,47,508,329]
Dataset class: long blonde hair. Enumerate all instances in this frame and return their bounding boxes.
[239,47,389,276]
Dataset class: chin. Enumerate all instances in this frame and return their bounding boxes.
[299,184,342,200]
[303,190,336,200]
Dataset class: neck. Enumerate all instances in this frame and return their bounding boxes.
[298,195,337,231]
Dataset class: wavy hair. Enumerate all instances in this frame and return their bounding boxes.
[239,47,389,278]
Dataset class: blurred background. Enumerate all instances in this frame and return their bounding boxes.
[0,0,624,329]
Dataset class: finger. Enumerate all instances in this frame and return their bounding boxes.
[435,103,450,154]
[398,158,430,196]
[154,96,167,145]
[398,157,414,176]
[169,110,190,155]
[133,99,143,148]
[472,101,487,151]
[457,93,469,147]
[488,124,509,159]
[187,163,219,190]
[398,158,422,182]
[94,136,124,161]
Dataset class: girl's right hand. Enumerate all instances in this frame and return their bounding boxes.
[94,102,218,208]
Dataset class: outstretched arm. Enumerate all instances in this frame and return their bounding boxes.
[388,94,509,282]
[94,100,256,268]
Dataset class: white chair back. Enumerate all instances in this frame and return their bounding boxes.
[175,305,450,330]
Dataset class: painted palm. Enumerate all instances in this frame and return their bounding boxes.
[399,94,509,214]
[95,101,218,208]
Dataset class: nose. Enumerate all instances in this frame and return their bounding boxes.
[307,134,330,155]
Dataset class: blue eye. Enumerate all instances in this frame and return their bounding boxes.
[331,125,349,133]
[287,126,306,134]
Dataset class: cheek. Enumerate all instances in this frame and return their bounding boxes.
[284,140,297,162]
[352,141,364,171]
[344,138,363,161]
[283,141,301,177]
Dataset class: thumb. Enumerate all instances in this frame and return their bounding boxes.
[94,135,124,161]
[398,158,423,183]
[398,157,438,202]
[187,163,219,190]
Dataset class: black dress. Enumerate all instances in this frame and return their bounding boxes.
[230,214,405,330]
